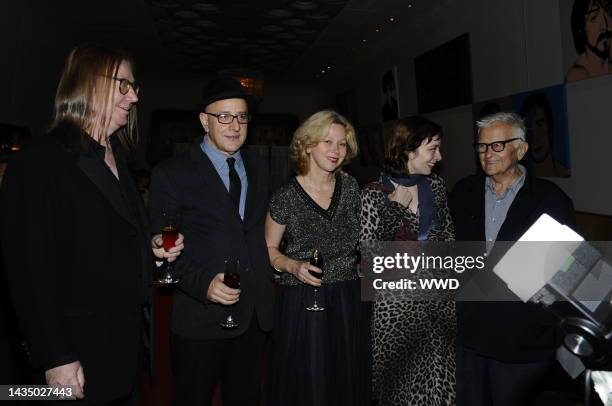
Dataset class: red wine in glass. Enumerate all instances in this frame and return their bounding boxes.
[162,226,179,251]
[157,210,180,284]
[220,259,240,329]
[309,249,324,279]
[223,272,240,289]
[306,249,325,311]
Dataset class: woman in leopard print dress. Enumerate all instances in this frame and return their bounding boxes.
[360,116,456,406]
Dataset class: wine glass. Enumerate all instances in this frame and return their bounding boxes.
[220,259,241,329]
[306,249,325,312]
[157,210,180,284]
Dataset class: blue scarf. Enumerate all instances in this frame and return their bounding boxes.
[381,173,437,240]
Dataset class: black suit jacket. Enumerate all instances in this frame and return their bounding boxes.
[0,122,152,401]
[149,141,274,340]
[449,172,575,362]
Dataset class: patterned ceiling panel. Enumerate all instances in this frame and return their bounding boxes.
[147,0,349,75]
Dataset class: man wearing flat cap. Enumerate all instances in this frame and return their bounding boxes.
[149,76,274,405]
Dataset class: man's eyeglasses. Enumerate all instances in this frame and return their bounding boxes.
[108,77,139,95]
[204,112,251,124]
[473,138,521,153]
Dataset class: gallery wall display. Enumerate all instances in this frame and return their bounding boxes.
[561,0,612,83]
[415,33,473,114]
[381,67,400,121]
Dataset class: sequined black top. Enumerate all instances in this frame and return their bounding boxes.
[269,174,360,286]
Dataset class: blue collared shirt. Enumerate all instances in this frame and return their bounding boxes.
[201,136,248,219]
[484,164,526,253]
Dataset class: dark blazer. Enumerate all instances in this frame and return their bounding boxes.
[449,171,575,363]
[0,122,152,402]
[149,140,274,340]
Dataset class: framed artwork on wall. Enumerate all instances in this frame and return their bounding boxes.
[381,67,400,121]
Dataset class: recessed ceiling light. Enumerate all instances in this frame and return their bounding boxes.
[268,9,293,18]
[175,10,199,19]
[296,28,317,36]
[408,4,413,8]
[289,40,306,47]
[179,26,200,33]
[327,65,331,69]
[192,3,219,12]
[305,13,330,21]
[158,18,181,25]
[195,34,215,41]
[194,20,217,28]
[278,32,296,39]
[389,17,395,22]
[283,18,306,26]
[291,1,318,11]
[152,1,179,9]
[362,39,367,43]
[262,25,284,32]
[375,28,380,32]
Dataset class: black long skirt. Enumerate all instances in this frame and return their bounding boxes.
[268,278,371,406]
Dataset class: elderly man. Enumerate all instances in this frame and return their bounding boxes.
[450,112,575,406]
[149,77,274,406]
[566,0,612,82]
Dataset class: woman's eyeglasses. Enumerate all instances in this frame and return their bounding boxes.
[112,77,140,95]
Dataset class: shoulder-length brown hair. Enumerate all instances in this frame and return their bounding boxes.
[51,45,138,149]
[383,116,442,177]
[289,110,358,175]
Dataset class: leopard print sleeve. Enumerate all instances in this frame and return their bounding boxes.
[360,184,407,242]
[430,174,455,242]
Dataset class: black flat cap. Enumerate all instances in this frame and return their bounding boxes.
[201,76,255,110]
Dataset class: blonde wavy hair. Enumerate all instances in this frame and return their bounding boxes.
[289,110,358,175]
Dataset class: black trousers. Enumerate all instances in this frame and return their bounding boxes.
[456,345,553,406]
[170,317,266,406]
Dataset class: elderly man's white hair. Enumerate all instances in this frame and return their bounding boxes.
[476,112,526,141]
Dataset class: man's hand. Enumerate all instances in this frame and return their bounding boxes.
[152,233,185,262]
[45,361,85,399]
[207,273,240,305]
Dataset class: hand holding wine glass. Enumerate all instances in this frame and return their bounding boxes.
[152,233,184,262]
[156,209,181,284]
[306,249,325,312]
[292,258,323,287]
[220,259,242,329]
[207,273,241,305]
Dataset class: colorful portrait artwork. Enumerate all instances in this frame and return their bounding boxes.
[512,85,571,178]
[563,0,612,83]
